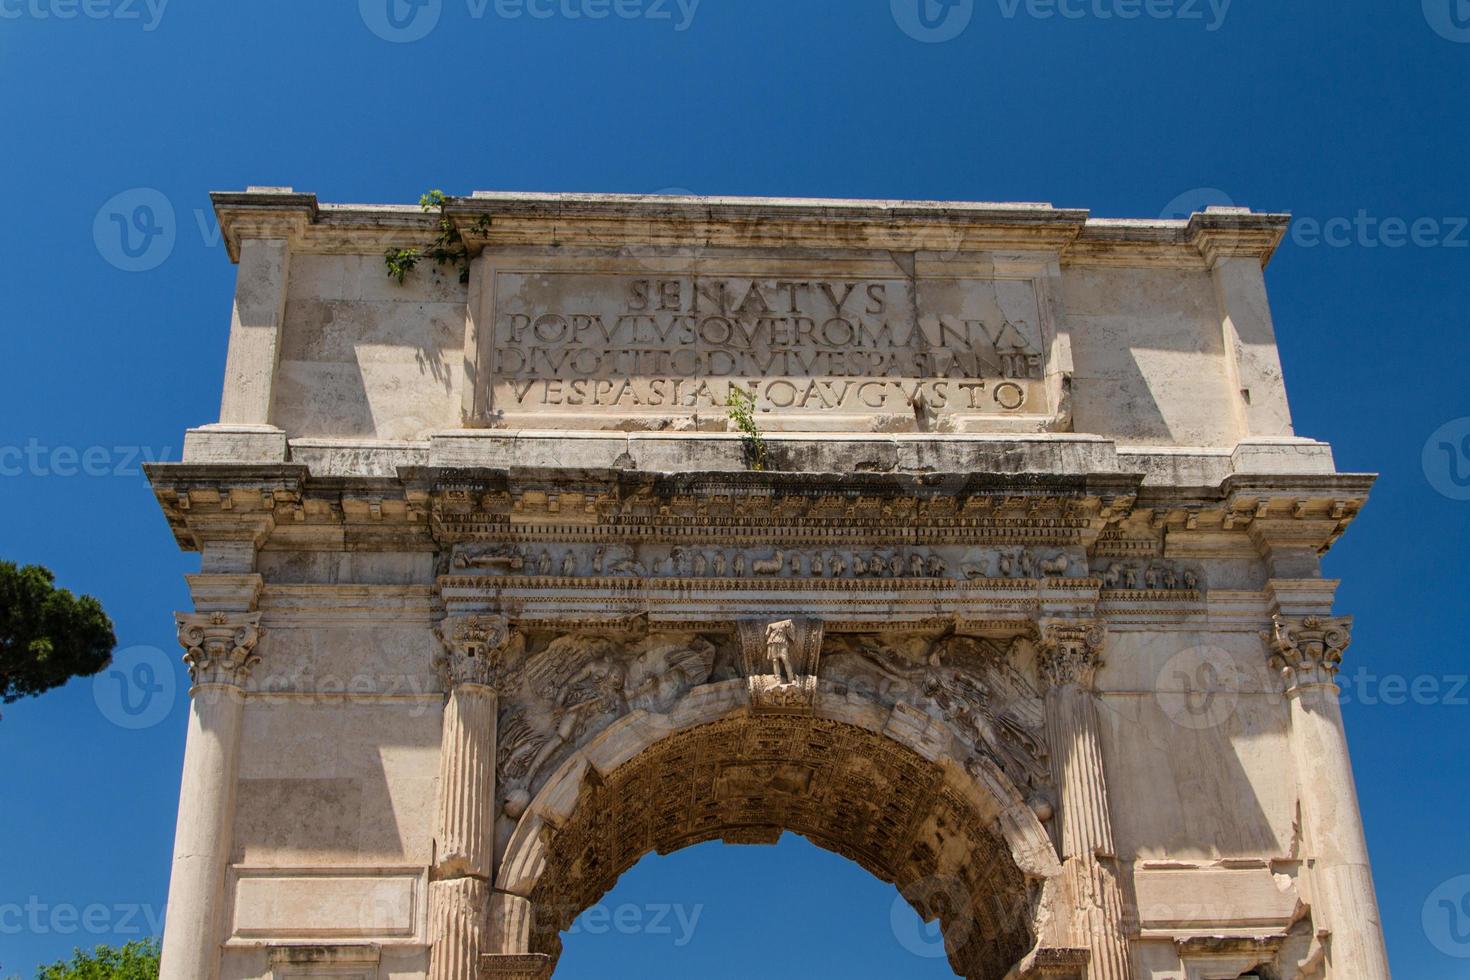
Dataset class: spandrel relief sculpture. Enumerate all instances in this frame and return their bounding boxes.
[823,632,1049,796]
[495,631,721,816]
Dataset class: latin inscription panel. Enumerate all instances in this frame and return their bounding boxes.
[481,266,1052,431]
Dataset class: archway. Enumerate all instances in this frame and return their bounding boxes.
[553,835,969,977]
[490,684,1078,980]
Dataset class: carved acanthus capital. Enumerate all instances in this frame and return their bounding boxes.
[1037,623,1106,689]
[1266,615,1352,689]
[175,612,264,688]
[435,615,524,691]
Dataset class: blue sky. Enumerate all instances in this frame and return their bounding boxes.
[1,0,1468,976]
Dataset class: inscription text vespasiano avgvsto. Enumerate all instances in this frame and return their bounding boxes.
[488,272,1049,427]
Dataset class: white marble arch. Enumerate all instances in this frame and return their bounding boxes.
[489,680,1077,980]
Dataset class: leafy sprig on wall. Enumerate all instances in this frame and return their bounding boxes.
[726,388,769,471]
[384,190,490,285]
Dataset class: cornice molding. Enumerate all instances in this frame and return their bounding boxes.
[208,189,1293,268]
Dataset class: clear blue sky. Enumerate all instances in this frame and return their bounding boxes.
[1,1,1467,977]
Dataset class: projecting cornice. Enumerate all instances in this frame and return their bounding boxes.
[208,188,1291,268]
[143,460,1371,563]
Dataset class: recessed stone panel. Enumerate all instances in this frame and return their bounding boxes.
[477,264,1052,432]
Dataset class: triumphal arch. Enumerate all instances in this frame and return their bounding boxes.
[148,189,1390,980]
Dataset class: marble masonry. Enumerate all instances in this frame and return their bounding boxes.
[147,189,1390,979]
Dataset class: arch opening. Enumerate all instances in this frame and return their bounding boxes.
[506,712,1044,980]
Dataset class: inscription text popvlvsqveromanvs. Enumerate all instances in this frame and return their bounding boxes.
[487,273,1050,426]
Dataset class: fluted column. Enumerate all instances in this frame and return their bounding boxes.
[429,616,521,980]
[1267,616,1390,979]
[158,611,263,980]
[1039,623,1131,980]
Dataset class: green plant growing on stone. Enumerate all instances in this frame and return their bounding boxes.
[383,189,491,286]
[726,387,768,471]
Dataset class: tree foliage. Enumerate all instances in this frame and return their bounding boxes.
[0,561,117,714]
[30,940,160,980]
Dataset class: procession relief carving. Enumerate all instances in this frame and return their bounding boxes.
[481,271,1052,431]
[445,541,1207,593]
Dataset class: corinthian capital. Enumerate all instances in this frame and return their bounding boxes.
[1038,622,1106,689]
[434,615,523,691]
[176,612,264,688]
[1266,615,1352,689]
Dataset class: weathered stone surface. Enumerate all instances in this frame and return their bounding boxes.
[148,190,1387,980]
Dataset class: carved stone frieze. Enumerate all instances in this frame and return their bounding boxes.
[175,612,264,688]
